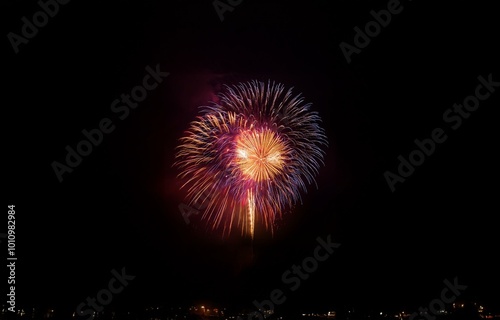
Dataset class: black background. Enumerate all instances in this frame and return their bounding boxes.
[3,0,499,317]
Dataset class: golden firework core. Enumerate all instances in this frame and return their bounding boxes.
[235,129,286,181]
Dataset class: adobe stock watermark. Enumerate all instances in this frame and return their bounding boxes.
[76,267,135,320]
[213,0,243,22]
[409,277,467,320]
[384,73,499,192]
[339,0,410,64]
[7,0,70,54]
[241,235,340,320]
[51,64,169,182]
[178,189,211,225]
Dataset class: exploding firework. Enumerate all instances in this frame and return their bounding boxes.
[175,80,327,238]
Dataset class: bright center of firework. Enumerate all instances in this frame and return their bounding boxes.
[235,129,286,182]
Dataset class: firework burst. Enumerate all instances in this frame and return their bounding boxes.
[175,80,327,238]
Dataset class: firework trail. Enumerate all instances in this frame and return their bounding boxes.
[175,80,327,238]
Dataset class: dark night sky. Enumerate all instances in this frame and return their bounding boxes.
[3,0,499,316]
